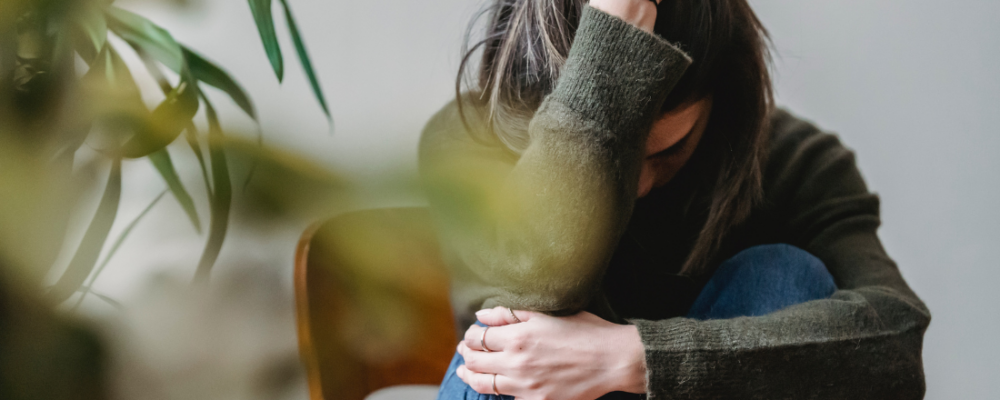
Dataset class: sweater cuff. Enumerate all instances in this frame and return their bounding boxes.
[626,317,702,399]
[548,5,692,135]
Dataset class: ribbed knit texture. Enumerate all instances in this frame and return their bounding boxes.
[420,4,692,321]
[548,5,691,136]
[418,5,929,399]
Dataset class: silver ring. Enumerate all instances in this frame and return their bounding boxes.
[492,373,500,396]
[481,326,494,352]
[507,307,522,323]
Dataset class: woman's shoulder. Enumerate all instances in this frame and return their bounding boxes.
[762,108,875,205]
[766,108,846,155]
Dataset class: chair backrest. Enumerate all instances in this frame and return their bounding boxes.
[294,207,457,400]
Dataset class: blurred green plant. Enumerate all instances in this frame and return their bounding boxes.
[0,0,331,305]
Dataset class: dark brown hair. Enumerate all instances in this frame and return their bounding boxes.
[455,0,773,276]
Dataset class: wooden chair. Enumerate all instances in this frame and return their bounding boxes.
[294,207,457,400]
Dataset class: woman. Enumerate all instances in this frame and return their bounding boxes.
[418,0,930,399]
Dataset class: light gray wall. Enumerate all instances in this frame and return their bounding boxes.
[96,0,998,398]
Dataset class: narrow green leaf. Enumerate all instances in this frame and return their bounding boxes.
[102,12,197,158]
[183,46,257,120]
[135,47,173,93]
[247,0,284,81]
[193,94,232,283]
[279,0,330,120]
[120,71,200,158]
[241,127,263,191]
[93,190,167,278]
[134,52,214,200]
[185,123,214,198]
[73,1,108,64]
[72,288,124,310]
[71,190,167,312]
[48,158,123,304]
[83,44,143,107]
[134,52,214,216]
[82,45,156,157]
[105,7,184,71]
[90,291,123,309]
[149,149,201,233]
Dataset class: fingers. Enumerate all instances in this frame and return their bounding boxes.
[456,365,519,397]
[457,341,506,374]
[464,323,518,352]
[476,306,533,326]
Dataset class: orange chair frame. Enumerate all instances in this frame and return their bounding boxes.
[294,208,457,400]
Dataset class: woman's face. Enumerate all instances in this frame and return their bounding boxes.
[636,97,713,198]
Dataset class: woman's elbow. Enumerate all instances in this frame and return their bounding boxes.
[866,324,929,399]
[486,256,602,315]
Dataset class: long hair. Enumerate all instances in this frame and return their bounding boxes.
[455,0,773,276]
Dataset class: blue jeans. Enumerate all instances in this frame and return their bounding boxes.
[436,244,837,400]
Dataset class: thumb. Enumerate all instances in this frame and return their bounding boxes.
[475,306,534,326]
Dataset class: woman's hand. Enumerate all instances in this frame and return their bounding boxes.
[456,306,647,400]
[589,0,660,33]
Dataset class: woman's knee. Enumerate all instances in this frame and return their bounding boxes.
[724,243,833,286]
[688,244,837,320]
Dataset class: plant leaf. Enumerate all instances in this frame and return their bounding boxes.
[71,190,167,312]
[90,291,123,309]
[92,190,167,279]
[183,46,257,120]
[72,288,124,310]
[193,94,232,283]
[73,1,108,64]
[185,123,214,198]
[82,44,144,111]
[148,149,201,233]
[133,52,214,201]
[247,0,283,81]
[80,45,156,156]
[105,6,184,71]
[48,158,123,304]
[279,0,330,120]
[120,71,200,158]
[135,47,173,93]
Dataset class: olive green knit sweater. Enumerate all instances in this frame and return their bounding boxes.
[418,5,929,399]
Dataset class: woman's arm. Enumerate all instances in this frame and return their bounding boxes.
[457,114,930,399]
[627,115,931,398]
[419,2,691,315]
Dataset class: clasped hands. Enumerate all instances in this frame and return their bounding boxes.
[456,306,647,400]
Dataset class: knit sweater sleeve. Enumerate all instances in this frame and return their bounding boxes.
[418,5,691,316]
[628,115,932,399]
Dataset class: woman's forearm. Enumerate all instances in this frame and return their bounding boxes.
[420,4,692,316]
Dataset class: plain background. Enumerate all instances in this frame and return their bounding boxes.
[80,0,999,398]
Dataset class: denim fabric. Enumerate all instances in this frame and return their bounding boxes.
[436,244,837,400]
[686,244,837,320]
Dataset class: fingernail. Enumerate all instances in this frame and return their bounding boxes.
[475,309,491,317]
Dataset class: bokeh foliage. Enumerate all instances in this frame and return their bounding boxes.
[0,0,330,305]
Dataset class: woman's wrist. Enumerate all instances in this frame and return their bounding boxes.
[605,323,648,394]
